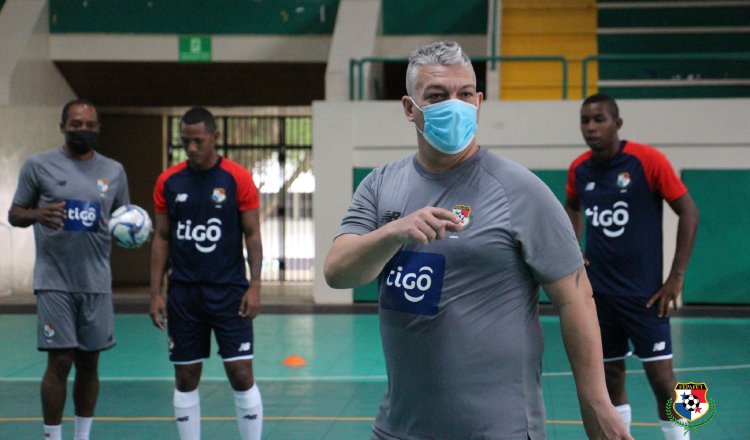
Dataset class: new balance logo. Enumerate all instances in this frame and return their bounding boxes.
[382,211,401,223]
[585,182,596,191]
[243,414,258,420]
[175,193,188,202]
[238,342,251,352]
[652,341,666,352]
[176,416,190,422]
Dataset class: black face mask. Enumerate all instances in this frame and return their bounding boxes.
[65,130,98,154]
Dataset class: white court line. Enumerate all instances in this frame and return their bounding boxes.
[2,364,749,382]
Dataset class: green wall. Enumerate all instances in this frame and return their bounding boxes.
[682,170,750,304]
[49,0,487,35]
[381,0,487,35]
[49,0,340,34]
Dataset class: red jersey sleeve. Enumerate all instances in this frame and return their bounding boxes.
[566,151,591,203]
[153,162,188,214]
[221,159,260,211]
[624,141,687,202]
[153,172,168,214]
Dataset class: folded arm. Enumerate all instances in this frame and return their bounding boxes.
[324,207,462,289]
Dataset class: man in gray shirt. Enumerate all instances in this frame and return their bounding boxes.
[8,99,129,440]
[324,41,632,440]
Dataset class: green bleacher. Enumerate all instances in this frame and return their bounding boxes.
[597,1,750,98]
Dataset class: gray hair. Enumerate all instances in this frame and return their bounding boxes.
[405,41,473,97]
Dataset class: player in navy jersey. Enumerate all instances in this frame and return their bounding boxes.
[565,94,699,440]
[149,106,263,440]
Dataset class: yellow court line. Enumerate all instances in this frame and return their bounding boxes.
[0,416,660,426]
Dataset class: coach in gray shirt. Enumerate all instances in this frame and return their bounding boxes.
[8,99,129,440]
[324,41,632,440]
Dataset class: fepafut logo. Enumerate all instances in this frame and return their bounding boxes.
[666,381,717,434]
[380,251,445,316]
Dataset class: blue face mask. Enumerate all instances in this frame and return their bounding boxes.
[412,98,478,155]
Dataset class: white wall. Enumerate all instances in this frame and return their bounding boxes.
[312,98,750,303]
[0,0,76,296]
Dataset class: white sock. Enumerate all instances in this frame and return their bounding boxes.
[234,384,263,440]
[174,389,201,440]
[615,403,631,432]
[660,419,689,440]
[43,424,62,440]
[74,416,93,440]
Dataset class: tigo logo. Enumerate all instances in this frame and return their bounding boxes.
[585,201,629,238]
[381,251,445,316]
[62,199,100,232]
[176,218,222,253]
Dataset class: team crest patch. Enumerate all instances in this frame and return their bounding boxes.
[666,382,717,434]
[97,178,109,192]
[616,172,631,189]
[452,204,471,227]
[43,324,55,338]
[212,188,226,204]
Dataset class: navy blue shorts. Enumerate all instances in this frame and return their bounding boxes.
[167,283,254,364]
[594,293,672,362]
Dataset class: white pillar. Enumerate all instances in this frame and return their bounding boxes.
[325,0,382,102]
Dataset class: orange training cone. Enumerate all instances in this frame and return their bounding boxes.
[283,355,307,367]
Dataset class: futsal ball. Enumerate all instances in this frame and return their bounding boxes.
[682,395,700,411]
[108,204,153,249]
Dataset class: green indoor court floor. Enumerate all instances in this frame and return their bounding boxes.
[1,313,747,439]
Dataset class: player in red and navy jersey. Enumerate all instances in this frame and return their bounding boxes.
[149,106,263,440]
[565,94,699,440]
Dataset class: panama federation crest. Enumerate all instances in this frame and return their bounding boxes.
[452,204,471,228]
[616,172,631,189]
[667,382,717,433]
[43,324,56,339]
[97,178,109,192]
[212,188,226,204]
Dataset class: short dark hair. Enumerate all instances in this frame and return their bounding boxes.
[181,106,217,132]
[61,98,98,125]
[582,93,619,119]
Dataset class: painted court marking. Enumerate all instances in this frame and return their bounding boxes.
[2,362,748,382]
[2,363,742,428]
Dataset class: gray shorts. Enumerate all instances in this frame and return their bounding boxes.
[36,290,115,351]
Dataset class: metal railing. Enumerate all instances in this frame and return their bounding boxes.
[349,55,569,100]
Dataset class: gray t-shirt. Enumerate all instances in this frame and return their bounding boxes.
[12,147,130,294]
[336,148,583,440]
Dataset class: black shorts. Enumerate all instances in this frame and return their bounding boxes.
[167,283,254,364]
[594,293,672,362]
